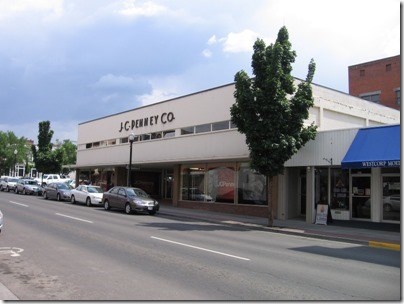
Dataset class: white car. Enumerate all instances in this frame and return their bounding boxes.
[0,210,3,233]
[70,185,104,206]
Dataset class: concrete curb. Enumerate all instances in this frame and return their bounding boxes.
[159,211,401,251]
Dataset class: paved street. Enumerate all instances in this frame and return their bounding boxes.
[0,191,400,301]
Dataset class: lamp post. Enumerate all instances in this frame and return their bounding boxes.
[13,149,17,177]
[127,133,135,187]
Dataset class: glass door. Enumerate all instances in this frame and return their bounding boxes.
[351,175,371,219]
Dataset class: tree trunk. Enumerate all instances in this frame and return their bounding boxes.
[267,175,273,227]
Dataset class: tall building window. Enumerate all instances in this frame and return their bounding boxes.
[386,64,392,72]
[395,88,401,105]
[360,91,381,104]
[360,69,365,77]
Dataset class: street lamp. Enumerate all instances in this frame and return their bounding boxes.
[13,149,17,177]
[127,133,135,187]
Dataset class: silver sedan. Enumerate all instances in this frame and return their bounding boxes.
[70,185,104,206]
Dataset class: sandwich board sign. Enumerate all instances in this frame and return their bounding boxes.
[315,204,328,225]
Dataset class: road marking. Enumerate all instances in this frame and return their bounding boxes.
[55,213,94,224]
[0,247,24,257]
[151,236,250,261]
[9,201,29,207]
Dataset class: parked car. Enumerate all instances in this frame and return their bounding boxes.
[0,177,19,192]
[102,186,159,215]
[71,185,104,206]
[15,179,43,195]
[35,174,70,186]
[383,194,400,212]
[43,182,72,201]
[0,209,3,233]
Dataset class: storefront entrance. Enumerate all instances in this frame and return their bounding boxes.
[351,174,371,219]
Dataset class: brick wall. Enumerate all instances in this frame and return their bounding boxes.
[349,55,400,110]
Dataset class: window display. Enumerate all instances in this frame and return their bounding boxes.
[382,175,400,221]
[207,166,235,203]
[237,164,267,205]
[330,169,349,210]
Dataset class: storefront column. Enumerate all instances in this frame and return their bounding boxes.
[172,165,180,207]
[306,166,316,224]
[371,168,382,222]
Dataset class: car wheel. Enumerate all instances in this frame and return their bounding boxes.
[104,200,110,210]
[15,187,18,194]
[71,195,76,204]
[86,197,92,207]
[6,186,10,192]
[125,203,132,214]
[57,193,61,201]
[384,203,392,212]
[22,188,26,195]
[43,192,48,199]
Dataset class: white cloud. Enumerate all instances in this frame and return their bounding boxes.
[202,49,212,58]
[207,30,260,54]
[207,35,217,45]
[0,0,63,22]
[93,74,138,89]
[137,76,183,106]
[138,89,178,106]
[222,30,259,53]
[117,0,167,17]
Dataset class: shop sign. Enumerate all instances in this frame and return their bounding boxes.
[361,160,400,168]
[315,204,328,225]
[119,112,175,132]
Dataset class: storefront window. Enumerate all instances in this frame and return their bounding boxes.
[237,164,267,205]
[382,175,400,221]
[207,165,235,203]
[352,175,371,219]
[330,169,349,210]
[180,165,210,201]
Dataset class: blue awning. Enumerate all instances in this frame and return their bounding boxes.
[341,125,401,169]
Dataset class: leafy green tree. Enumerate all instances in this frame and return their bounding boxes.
[57,140,77,174]
[230,26,317,226]
[32,121,63,180]
[0,131,29,176]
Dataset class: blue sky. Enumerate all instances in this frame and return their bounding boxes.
[0,0,400,143]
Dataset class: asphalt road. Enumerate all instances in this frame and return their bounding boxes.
[0,191,400,301]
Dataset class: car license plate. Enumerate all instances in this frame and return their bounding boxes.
[148,206,153,210]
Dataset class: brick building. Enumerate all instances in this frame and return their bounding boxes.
[348,55,401,110]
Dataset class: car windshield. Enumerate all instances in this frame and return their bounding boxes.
[88,187,103,193]
[26,180,38,185]
[9,178,18,182]
[127,188,148,198]
[57,183,70,190]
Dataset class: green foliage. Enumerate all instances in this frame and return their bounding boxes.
[32,121,63,174]
[0,131,30,176]
[231,26,317,178]
[58,140,77,174]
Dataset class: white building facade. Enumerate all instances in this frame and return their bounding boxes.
[76,80,400,224]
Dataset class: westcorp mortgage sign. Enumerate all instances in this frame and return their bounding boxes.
[361,160,400,168]
[118,112,175,132]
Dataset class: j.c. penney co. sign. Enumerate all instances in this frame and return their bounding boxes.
[119,112,175,132]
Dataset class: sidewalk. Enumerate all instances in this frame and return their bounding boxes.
[158,204,401,251]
